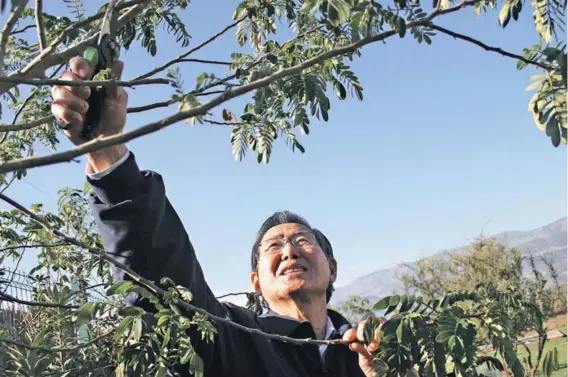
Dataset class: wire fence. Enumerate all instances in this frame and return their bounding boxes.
[0,267,106,328]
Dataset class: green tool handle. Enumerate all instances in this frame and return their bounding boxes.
[80,46,104,140]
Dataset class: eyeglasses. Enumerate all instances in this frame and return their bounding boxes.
[259,232,318,255]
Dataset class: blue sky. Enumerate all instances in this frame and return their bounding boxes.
[1,1,566,303]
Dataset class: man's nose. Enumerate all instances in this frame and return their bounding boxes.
[280,242,299,260]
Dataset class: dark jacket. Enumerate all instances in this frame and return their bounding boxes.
[87,152,365,377]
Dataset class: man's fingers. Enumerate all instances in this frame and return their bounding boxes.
[52,71,91,100]
[69,56,91,80]
[52,86,89,114]
[342,328,357,343]
[349,341,373,359]
[51,101,83,127]
[356,320,367,343]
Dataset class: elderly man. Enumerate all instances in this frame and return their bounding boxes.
[51,57,382,377]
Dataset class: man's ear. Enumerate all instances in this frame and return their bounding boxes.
[328,258,337,283]
[249,271,262,295]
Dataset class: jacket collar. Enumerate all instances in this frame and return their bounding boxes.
[259,307,353,339]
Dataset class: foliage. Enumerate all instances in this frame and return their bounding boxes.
[0,0,566,376]
[397,236,566,377]
[329,294,374,324]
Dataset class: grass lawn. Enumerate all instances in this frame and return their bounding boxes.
[521,314,567,339]
[516,337,567,377]
[446,314,567,377]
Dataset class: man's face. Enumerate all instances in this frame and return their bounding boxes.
[250,223,337,303]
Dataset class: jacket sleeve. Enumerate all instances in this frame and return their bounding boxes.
[87,151,231,369]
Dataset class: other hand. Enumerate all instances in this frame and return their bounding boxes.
[342,315,387,377]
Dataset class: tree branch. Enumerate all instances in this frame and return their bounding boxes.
[0,76,172,87]
[134,16,246,81]
[0,192,351,347]
[34,0,46,51]
[0,330,112,353]
[12,24,36,35]
[0,291,79,309]
[0,114,54,132]
[216,292,251,299]
[178,58,232,65]
[426,23,552,70]
[0,0,154,95]
[1,99,176,132]
[0,0,29,75]
[0,63,65,144]
[0,0,482,174]
[0,242,73,252]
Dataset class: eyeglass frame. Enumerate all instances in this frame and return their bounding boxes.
[258,231,319,255]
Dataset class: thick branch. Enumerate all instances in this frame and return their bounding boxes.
[0,0,29,75]
[134,16,246,81]
[0,192,351,347]
[0,331,112,353]
[34,0,46,51]
[1,100,176,132]
[0,0,481,174]
[0,291,79,309]
[0,76,171,87]
[427,23,552,70]
[0,0,154,95]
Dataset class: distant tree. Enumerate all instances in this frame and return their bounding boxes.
[329,295,373,324]
[398,236,566,377]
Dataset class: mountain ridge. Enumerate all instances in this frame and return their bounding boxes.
[329,217,567,306]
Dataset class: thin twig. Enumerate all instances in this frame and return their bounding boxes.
[12,24,36,35]
[0,331,112,353]
[0,0,29,75]
[127,99,176,113]
[0,63,65,144]
[0,192,351,347]
[0,243,73,252]
[0,76,172,87]
[0,114,54,132]
[216,292,251,299]
[178,58,232,65]
[0,0,154,95]
[427,23,552,70]
[0,291,79,309]
[34,0,46,50]
[134,16,246,81]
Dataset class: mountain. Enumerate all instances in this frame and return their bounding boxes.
[329,217,567,306]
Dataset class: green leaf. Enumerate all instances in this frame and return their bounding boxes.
[436,330,453,343]
[396,16,406,38]
[114,316,134,340]
[499,0,512,27]
[327,0,352,26]
[118,306,145,317]
[106,281,134,296]
[72,302,98,326]
[373,296,392,310]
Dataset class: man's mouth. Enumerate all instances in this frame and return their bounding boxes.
[279,265,307,276]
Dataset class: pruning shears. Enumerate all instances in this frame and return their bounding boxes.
[78,0,121,140]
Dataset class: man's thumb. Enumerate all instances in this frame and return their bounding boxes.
[107,60,124,99]
[112,60,124,80]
